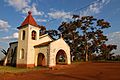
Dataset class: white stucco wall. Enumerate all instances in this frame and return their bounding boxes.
[17,24,53,66]
[34,46,48,66]
[17,26,28,65]
[49,38,71,67]
[27,25,52,65]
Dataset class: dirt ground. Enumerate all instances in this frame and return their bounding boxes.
[0,62,120,80]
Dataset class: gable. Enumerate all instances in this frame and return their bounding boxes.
[50,38,70,49]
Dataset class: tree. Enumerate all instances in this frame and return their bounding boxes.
[58,21,81,61]
[39,25,46,36]
[58,15,117,61]
[45,29,60,40]
[1,49,7,55]
[100,44,117,60]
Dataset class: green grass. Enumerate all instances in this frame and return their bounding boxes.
[0,66,48,73]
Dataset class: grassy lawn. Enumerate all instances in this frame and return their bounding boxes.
[0,66,48,73]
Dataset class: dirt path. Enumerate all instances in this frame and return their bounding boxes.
[0,62,120,80]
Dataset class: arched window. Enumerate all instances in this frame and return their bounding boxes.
[22,30,25,40]
[20,49,24,59]
[31,30,36,40]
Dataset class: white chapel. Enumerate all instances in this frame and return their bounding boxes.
[3,11,71,68]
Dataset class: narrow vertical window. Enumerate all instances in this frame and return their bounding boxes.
[32,30,36,40]
[20,49,24,59]
[22,30,25,40]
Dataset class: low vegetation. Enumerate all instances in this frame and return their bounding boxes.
[0,66,48,73]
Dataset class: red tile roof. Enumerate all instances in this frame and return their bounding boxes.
[18,11,39,29]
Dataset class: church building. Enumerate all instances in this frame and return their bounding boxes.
[3,11,71,68]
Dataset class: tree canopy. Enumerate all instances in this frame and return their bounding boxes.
[58,15,117,61]
[43,15,117,61]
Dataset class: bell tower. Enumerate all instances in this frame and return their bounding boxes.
[16,11,40,68]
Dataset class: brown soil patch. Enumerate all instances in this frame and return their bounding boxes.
[0,62,120,80]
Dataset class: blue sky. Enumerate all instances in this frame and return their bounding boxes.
[0,0,120,58]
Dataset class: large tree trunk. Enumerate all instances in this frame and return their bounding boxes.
[3,55,8,66]
[85,36,89,61]
[85,53,88,61]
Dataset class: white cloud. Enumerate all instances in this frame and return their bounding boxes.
[12,32,18,38]
[107,31,120,55]
[5,0,30,10]
[47,0,110,20]
[5,0,44,16]
[79,0,111,16]
[0,19,11,31]
[30,4,44,15]
[22,3,44,16]
[48,10,72,19]
[0,32,18,42]
[36,18,47,22]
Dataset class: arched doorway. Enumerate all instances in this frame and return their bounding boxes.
[56,50,67,65]
[37,53,45,66]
